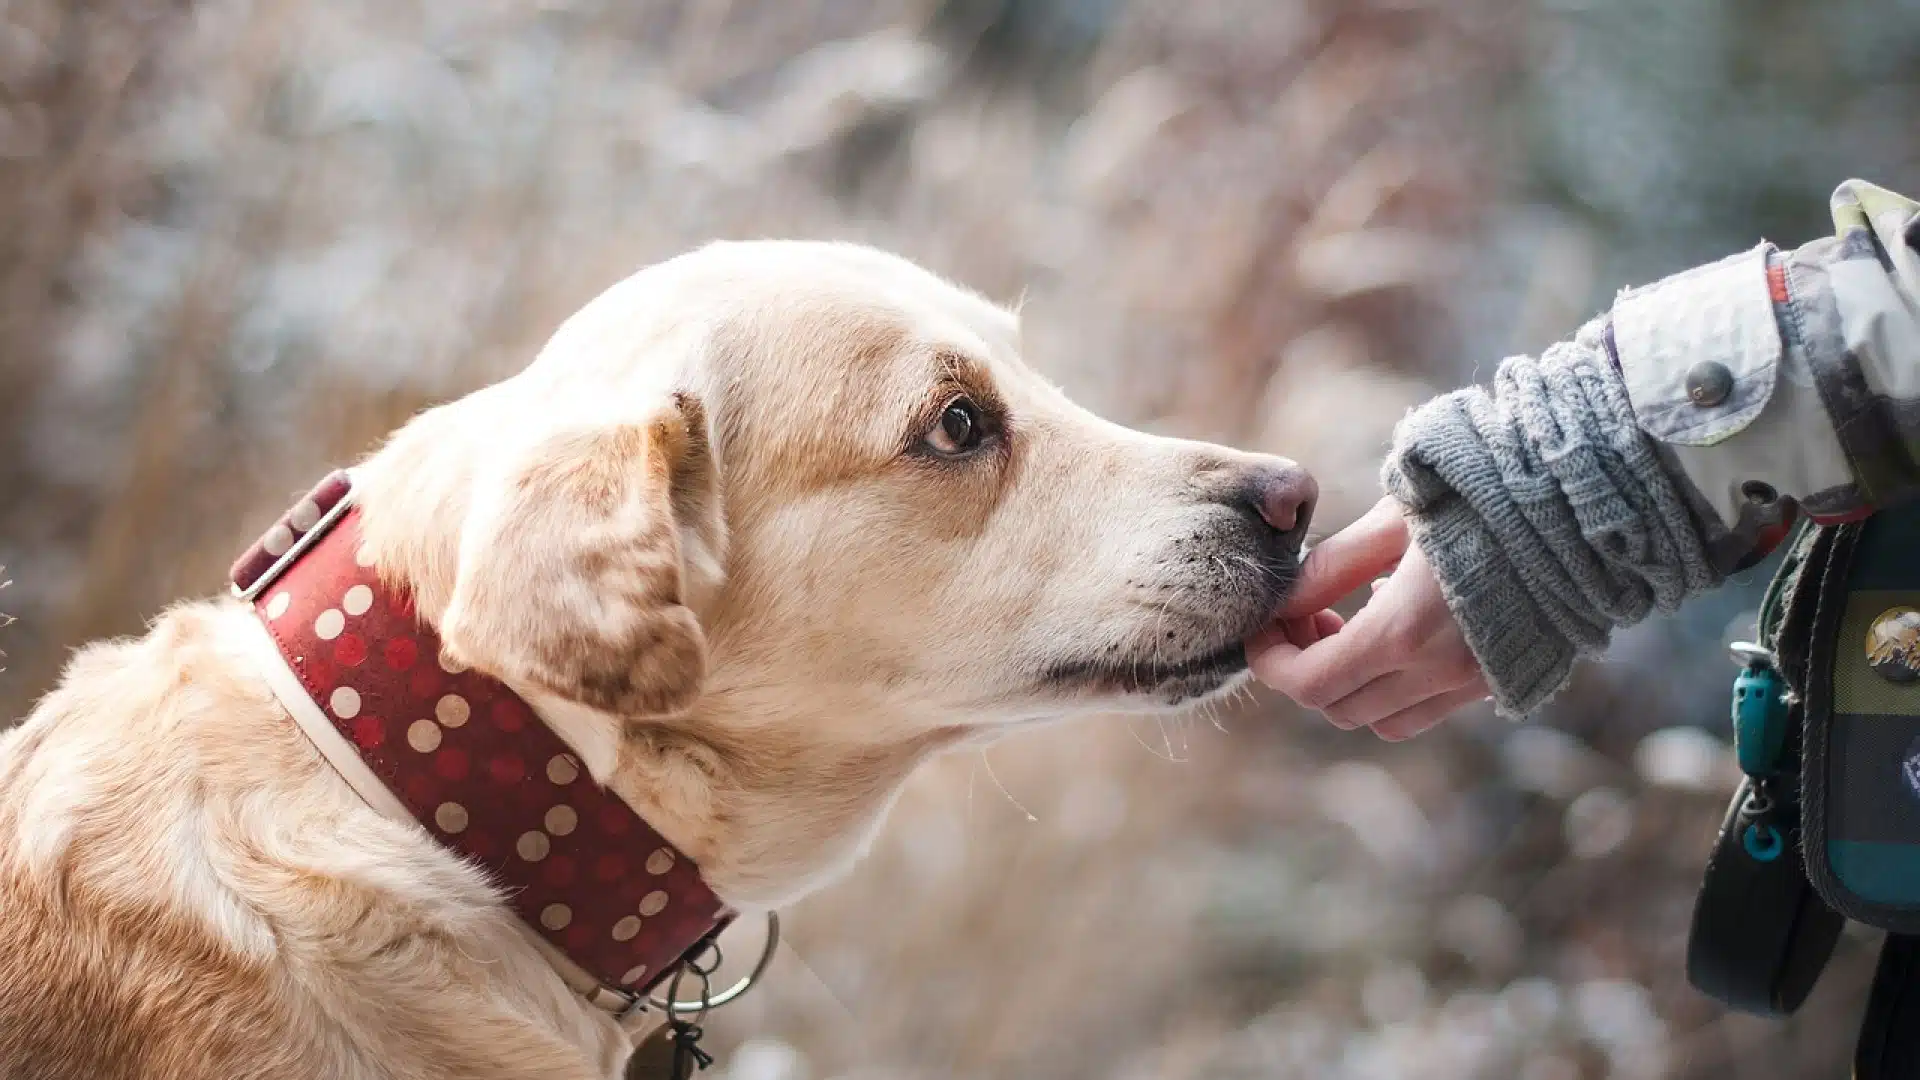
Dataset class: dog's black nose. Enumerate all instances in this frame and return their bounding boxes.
[1245,464,1317,542]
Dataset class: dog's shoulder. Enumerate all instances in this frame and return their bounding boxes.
[0,603,320,1080]
[0,602,627,1079]
[0,866,303,1080]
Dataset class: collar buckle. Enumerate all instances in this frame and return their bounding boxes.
[230,470,358,602]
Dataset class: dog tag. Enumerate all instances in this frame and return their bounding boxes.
[625,1025,685,1080]
[626,1021,713,1080]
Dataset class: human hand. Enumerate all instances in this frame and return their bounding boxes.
[1247,497,1490,740]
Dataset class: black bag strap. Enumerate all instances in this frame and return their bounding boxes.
[1684,519,1849,1016]
[1856,933,1920,1080]
[1770,519,1837,698]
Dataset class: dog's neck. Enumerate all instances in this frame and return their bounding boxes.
[350,420,964,910]
[586,697,962,907]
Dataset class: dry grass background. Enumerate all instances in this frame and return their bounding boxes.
[0,2,1910,1077]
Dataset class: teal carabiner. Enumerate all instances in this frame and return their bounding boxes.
[1729,642,1791,777]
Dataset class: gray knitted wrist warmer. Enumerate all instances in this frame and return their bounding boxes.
[1382,318,1724,717]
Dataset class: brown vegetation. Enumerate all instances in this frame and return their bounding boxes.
[0,3,1888,1077]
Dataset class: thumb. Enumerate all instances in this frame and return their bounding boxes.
[1276,497,1411,617]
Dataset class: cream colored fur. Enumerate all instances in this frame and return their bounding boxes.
[0,242,1309,1080]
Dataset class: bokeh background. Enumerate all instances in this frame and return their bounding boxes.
[4,2,1918,1077]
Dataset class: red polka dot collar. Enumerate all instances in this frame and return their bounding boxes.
[230,471,731,1016]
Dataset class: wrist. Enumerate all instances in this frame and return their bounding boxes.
[1393,486,1578,718]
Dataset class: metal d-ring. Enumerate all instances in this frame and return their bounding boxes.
[648,911,781,1016]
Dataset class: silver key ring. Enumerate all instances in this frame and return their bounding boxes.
[648,911,781,1016]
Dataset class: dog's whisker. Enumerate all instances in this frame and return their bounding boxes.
[1125,717,1186,763]
[1194,698,1222,736]
[1230,682,1258,721]
[977,749,1037,823]
[1154,715,1186,764]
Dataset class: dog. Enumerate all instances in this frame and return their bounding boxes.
[0,241,1314,1080]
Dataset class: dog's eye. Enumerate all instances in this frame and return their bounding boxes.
[925,398,985,456]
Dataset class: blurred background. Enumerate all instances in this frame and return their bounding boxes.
[3,1,1918,1077]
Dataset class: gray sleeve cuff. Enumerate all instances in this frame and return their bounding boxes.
[1383,318,1725,717]
[1397,488,1581,717]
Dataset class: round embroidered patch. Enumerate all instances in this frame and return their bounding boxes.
[1868,606,1920,683]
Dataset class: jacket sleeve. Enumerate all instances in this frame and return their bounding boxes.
[1610,179,1920,543]
[1381,180,1920,717]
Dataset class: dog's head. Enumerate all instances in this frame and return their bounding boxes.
[356,241,1313,896]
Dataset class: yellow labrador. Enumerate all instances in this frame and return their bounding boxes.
[0,242,1314,1080]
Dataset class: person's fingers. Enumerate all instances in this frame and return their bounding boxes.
[1273,545,1483,724]
[1249,597,1405,709]
[1320,660,1476,730]
[1248,608,1346,658]
[1244,630,1300,680]
[1246,616,1295,660]
[1276,497,1410,618]
[1369,681,1492,742]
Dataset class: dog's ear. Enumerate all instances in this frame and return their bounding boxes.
[438,392,724,717]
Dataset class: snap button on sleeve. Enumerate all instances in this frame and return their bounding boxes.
[1613,243,1780,447]
[1686,361,1735,408]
